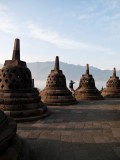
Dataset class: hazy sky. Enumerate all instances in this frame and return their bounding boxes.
[0,0,120,69]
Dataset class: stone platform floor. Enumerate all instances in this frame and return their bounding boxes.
[17,99,120,160]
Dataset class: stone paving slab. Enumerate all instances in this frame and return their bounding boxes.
[17,99,120,160]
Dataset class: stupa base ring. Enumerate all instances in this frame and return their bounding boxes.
[0,104,51,122]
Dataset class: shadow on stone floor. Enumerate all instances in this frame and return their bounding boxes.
[26,138,120,160]
[78,99,120,106]
[41,107,120,123]
[17,109,120,129]
[17,99,120,160]
[77,99,120,106]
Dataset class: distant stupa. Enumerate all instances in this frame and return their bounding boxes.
[40,56,77,105]
[75,64,104,100]
[102,67,120,98]
[0,38,49,121]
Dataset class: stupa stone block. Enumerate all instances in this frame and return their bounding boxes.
[0,39,49,121]
[102,68,120,98]
[75,64,103,100]
[0,110,31,160]
[40,56,77,105]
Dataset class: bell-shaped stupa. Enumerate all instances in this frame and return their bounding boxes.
[40,56,77,105]
[0,39,49,121]
[0,110,17,158]
[0,110,31,160]
[75,64,103,100]
[102,67,120,98]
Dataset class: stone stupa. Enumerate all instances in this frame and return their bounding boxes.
[75,64,104,100]
[0,38,49,121]
[40,56,77,105]
[0,110,31,160]
[102,67,120,98]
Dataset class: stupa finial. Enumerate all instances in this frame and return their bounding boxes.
[12,38,20,61]
[54,56,59,71]
[86,64,89,75]
[113,67,116,77]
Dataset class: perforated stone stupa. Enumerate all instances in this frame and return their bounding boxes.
[0,39,49,121]
[102,67,120,98]
[75,64,103,100]
[40,56,77,105]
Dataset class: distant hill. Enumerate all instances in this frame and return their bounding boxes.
[27,61,120,89]
[0,62,119,89]
[27,61,117,81]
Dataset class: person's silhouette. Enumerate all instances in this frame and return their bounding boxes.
[69,80,75,92]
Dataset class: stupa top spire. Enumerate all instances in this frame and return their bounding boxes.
[54,56,59,71]
[12,38,20,61]
[85,64,89,75]
[113,67,116,77]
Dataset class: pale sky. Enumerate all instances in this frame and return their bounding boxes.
[0,0,120,69]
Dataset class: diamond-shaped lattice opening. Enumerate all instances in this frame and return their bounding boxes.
[3,73,6,77]
[6,69,9,72]
[5,79,8,83]
[1,84,4,88]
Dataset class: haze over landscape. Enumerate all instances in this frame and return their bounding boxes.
[0,0,120,89]
[0,61,119,90]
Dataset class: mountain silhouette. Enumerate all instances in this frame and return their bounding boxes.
[0,62,119,90]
